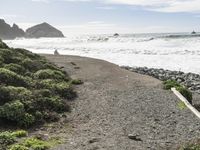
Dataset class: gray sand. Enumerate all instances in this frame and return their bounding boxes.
[42,54,200,150]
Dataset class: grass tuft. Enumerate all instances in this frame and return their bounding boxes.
[163,80,180,90]
[71,79,83,85]
[177,101,187,110]
[163,80,193,104]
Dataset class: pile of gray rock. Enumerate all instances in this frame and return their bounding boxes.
[122,66,200,93]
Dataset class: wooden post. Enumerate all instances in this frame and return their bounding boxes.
[171,87,200,119]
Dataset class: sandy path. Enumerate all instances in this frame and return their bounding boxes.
[43,54,200,150]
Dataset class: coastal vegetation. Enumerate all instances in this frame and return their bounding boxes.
[0,39,78,149]
[163,80,193,104]
[178,140,200,150]
[163,80,181,90]
[0,130,60,150]
[177,101,187,110]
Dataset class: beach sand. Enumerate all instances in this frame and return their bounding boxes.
[41,54,200,150]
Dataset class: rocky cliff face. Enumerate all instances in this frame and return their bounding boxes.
[26,22,64,38]
[0,19,64,39]
[0,19,25,39]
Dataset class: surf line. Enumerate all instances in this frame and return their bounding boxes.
[171,87,200,119]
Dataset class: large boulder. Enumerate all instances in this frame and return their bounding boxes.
[0,19,25,39]
[26,22,64,38]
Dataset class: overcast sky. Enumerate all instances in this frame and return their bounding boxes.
[1,0,200,35]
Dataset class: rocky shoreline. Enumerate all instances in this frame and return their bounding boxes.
[121,66,200,94]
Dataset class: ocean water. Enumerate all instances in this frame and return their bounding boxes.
[4,33,200,74]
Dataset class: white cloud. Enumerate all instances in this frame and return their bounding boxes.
[151,0,200,13]
[51,0,200,13]
[96,6,116,10]
[30,0,200,13]
[60,0,91,2]
[104,0,171,6]
[104,0,200,13]
[31,0,49,2]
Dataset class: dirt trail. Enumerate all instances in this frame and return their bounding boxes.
[43,55,200,150]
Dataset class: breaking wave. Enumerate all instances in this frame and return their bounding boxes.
[4,32,200,73]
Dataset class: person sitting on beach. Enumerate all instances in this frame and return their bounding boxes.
[54,49,59,55]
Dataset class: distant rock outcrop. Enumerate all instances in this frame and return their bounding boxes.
[191,30,196,34]
[26,22,64,38]
[113,33,119,37]
[0,19,25,39]
[0,19,64,39]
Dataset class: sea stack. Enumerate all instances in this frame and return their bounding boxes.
[113,33,119,37]
[0,19,25,39]
[26,22,64,38]
[191,31,196,34]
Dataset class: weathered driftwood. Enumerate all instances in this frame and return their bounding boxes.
[171,87,200,119]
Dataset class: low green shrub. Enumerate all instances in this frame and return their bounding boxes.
[0,56,5,66]
[15,48,42,60]
[42,97,68,112]
[178,142,200,150]
[19,113,35,127]
[4,63,25,74]
[24,137,50,150]
[0,49,12,59]
[0,39,8,49]
[9,144,28,150]
[0,101,36,127]
[43,63,60,71]
[35,80,76,99]
[163,80,181,90]
[1,130,61,150]
[0,86,32,104]
[33,89,52,98]
[0,68,28,87]
[0,100,25,122]
[34,111,43,121]
[53,82,76,99]
[21,58,44,72]
[0,131,16,149]
[0,86,12,104]
[163,80,193,104]
[43,111,60,122]
[0,40,77,127]
[33,96,69,114]
[34,79,56,89]
[34,69,66,80]
[0,48,26,64]
[11,130,28,138]
[176,86,193,104]
[71,79,83,85]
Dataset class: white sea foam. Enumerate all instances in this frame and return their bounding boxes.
[4,33,200,74]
